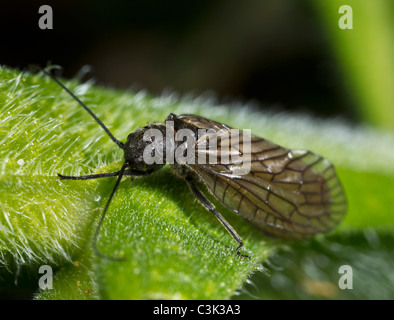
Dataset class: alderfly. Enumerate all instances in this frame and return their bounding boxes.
[39,68,346,260]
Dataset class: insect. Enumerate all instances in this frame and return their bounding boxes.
[41,68,346,260]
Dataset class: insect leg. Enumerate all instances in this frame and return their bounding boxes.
[185,177,250,259]
[58,169,152,180]
[58,165,154,260]
[92,162,129,261]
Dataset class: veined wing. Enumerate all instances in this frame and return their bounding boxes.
[189,132,346,240]
[175,114,232,132]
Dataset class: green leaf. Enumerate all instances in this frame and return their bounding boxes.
[34,249,96,300]
[91,168,273,299]
[0,67,273,299]
[1,66,393,299]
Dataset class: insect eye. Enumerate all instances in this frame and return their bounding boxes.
[167,113,177,121]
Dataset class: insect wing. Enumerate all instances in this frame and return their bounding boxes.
[175,114,232,132]
[189,131,346,240]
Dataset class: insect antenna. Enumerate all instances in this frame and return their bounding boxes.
[33,66,129,260]
[93,162,129,261]
[39,67,125,149]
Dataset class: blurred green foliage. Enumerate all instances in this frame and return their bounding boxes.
[237,230,394,300]
[314,0,394,129]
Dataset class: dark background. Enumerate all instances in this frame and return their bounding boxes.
[1,0,357,121]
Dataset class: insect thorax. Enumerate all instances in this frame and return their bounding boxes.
[124,123,168,172]
[123,117,200,173]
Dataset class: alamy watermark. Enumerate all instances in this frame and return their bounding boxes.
[38,5,53,30]
[38,265,53,290]
[339,5,353,30]
[338,265,353,290]
[142,121,252,175]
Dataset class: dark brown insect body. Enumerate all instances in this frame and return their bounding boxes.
[140,114,346,239]
[43,69,347,260]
